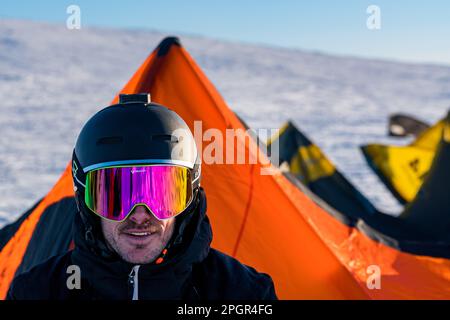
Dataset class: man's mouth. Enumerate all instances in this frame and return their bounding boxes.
[119,223,161,245]
[121,230,156,245]
[124,231,153,237]
[121,225,160,242]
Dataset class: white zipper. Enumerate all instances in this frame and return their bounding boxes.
[129,265,141,300]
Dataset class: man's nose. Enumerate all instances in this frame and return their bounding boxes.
[128,205,153,224]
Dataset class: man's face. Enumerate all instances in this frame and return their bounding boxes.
[101,205,176,264]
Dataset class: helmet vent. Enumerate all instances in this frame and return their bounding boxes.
[96,136,123,145]
[151,134,179,143]
[119,93,151,104]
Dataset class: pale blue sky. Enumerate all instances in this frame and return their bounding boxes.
[2,1,450,65]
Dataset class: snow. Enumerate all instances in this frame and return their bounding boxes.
[1,19,450,227]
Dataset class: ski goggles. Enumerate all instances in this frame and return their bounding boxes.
[84,164,194,221]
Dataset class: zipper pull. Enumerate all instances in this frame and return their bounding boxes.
[128,265,140,300]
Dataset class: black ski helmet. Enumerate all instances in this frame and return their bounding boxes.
[71,94,201,257]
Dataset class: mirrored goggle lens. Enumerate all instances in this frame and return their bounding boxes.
[85,165,193,221]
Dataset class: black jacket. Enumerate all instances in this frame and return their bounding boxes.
[6,189,277,300]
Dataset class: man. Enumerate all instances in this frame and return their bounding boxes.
[7,94,277,300]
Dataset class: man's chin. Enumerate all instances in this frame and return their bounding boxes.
[117,240,162,264]
[118,247,156,264]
